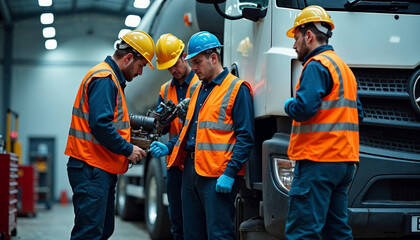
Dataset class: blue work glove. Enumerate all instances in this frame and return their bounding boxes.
[284,97,295,115]
[149,141,169,158]
[215,174,235,193]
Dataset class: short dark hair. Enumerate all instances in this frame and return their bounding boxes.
[113,40,145,61]
[202,47,222,64]
[298,22,330,44]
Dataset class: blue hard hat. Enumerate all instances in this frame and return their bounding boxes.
[185,31,222,60]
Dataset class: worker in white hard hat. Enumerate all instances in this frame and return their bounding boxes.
[284,6,363,239]
[65,30,155,240]
[149,33,199,240]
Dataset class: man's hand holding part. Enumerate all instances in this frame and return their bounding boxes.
[128,145,147,164]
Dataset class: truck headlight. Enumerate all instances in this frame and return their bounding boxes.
[272,156,295,193]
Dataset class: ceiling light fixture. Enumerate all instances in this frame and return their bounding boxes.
[45,39,57,50]
[38,0,52,7]
[40,13,54,24]
[133,0,150,9]
[125,15,141,28]
[43,27,56,38]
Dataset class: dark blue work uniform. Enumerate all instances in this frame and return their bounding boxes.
[284,45,363,240]
[67,56,132,240]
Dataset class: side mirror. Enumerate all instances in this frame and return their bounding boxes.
[242,6,267,22]
[197,0,267,22]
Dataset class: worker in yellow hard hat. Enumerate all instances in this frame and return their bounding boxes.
[65,30,155,239]
[283,6,363,239]
[149,33,199,240]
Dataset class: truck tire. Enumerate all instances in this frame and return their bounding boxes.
[116,174,144,221]
[145,158,171,240]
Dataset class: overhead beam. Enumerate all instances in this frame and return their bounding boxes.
[0,0,13,26]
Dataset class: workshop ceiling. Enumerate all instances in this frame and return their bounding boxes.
[0,0,151,26]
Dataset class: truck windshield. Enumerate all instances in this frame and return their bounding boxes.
[276,0,420,14]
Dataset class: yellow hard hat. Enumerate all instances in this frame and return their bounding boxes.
[286,5,334,38]
[121,30,155,69]
[156,33,185,70]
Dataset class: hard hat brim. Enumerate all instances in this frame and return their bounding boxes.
[286,26,296,38]
[185,51,199,60]
[185,45,224,60]
[156,52,182,70]
[147,61,155,70]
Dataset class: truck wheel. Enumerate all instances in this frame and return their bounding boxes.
[116,174,143,221]
[145,158,171,240]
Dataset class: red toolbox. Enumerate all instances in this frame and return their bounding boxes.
[17,165,37,216]
[0,153,18,240]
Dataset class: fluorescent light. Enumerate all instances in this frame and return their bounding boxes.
[45,39,57,50]
[125,15,141,28]
[118,29,131,39]
[40,13,54,24]
[133,0,150,9]
[43,27,56,38]
[38,0,52,7]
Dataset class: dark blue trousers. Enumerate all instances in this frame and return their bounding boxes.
[285,160,356,240]
[181,155,238,240]
[67,158,118,240]
[166,166,184,240]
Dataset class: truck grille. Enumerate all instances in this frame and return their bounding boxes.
[359,125,420,154]
[362,99,418,124]
[357,68,410,95]
[362,178,420,203]
[390,179,420,201]
[353,68,420,155]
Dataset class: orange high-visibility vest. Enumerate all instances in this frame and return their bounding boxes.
[64,61,131,174]
[159,74,199,167]
[288,50,359,162]
[169,73,252,177]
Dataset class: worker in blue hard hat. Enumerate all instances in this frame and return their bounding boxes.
[149,31,255,240]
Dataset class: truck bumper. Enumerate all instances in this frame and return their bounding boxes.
[349,207,420,238]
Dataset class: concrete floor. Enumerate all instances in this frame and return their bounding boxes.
[14,203,151,240]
